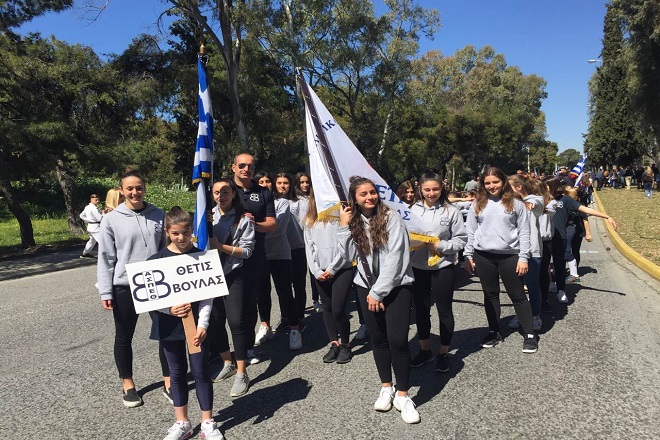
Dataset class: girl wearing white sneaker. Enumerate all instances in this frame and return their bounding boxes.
[148,207,224,440]
[463,167,537,354]
[303,189,354,364]
[338,177,420,424]
[409,171,467,372]
[545,177,617,305]
[207,178,255,397]
[295,172,323,312]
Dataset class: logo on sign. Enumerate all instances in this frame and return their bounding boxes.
[132,270,171,302]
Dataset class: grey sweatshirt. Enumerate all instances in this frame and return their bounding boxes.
[97,202,166,301]
[337,210,414,302]
[539,199,558,241]
[410,201,467,270]
[304,220,352,279]
[523,195,545,258]
[265,198,291,260]
[286,199,305,250]
[464,196,530,262]
[212,206,255,274]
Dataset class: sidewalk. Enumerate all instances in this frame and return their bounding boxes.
[0,248,96,282]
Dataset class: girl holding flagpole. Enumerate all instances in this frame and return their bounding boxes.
[409,170,467,372]
[148,207,224,440]
[338,177,420,424]
[206,178,255,398]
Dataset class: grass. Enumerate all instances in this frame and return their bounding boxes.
[0,218,86,257]
[595,187,660,266]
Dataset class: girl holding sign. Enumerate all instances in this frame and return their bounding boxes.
[338,177,420,424]
[409,170,467,372]
[148,207,224,440]
[97,169,171,408]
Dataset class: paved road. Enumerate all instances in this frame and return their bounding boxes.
[1,219,659,439]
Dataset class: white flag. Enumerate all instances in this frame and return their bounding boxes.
[300,80,436,245]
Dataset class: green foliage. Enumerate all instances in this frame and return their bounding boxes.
[556,149,583,169]
[0,0,73,31]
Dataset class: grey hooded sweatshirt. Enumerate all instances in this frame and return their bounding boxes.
[523,194,545,258]
[97,202,166,301]
[337,210,414,302]
[304,220,352,279]
[464,196,530,263]
[409,201,467,270]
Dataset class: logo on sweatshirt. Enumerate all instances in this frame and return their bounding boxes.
[154,220,163,234]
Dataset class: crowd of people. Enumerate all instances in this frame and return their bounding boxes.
[89,156,620,438]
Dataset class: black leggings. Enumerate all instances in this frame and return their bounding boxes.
[412,266,456,347]
[473,251,533,334]
[111,285,169,379]
[258,259,299,326]
[208,268,247,361]
[552,234,567,291]
[161,339,213,410]
[316,268,353,344]
[358,285,412,392]
[291,247,308,320]
[540,240,552,303]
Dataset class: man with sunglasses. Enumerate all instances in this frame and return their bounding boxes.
[232,153,276,368]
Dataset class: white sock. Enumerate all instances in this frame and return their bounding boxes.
[567,260,578,277]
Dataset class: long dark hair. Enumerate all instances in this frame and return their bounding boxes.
[418,170,449,209]
[543,176,564,199]
[396,180,417,207]
[348,177,389,255]
[213,178,246,226]
[294,172,311,198]
[275,172,295,201]
[474,167,515,215]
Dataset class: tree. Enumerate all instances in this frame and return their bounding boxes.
[585,2,648,166]
[619,0,660,146]
[0,0,73,32]
[556,148,582,169]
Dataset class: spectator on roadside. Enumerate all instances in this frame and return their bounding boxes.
[595,167,604,191]
[79,194,102,258]
[635,166,645,190]
[624,166,634,190]
[642,166,655,198]
[464,175,479,192]
[652,163,660,190]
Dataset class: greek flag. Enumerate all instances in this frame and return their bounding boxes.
[570,153,587,180]
[192,57,214,250]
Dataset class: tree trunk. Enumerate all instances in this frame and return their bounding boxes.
[55,158,85,234]
[226,62,249,149]
[0,176,35,248]
[378,103,393,159]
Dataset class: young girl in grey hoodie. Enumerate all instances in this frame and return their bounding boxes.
[338,177,419,424]
[97,169,168,408]
[463,167,537,354]
[303,190,354,364]
[409,171,466,373]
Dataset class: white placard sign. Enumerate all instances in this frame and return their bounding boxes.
[126,250,228,314]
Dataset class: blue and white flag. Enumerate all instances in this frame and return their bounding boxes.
[192,57,214,250]
[570,153,587,180]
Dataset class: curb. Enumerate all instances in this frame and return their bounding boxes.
[593,191,660,281]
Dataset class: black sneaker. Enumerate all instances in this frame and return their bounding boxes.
[541,301,553,314]
[122,388,143,408]
[435,353,449,373]
[480,331,502,348]
[410,349,433,367]
[336,345,353,364]
[322,345,340,363]
[162,386,173,405]
[298,322,307,333]
[522,334,538,354]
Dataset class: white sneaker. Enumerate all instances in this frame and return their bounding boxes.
[549,282,557,293]
[254,324,274,346]
[163,420,193,440]
[289,329,303,350]
[393,395,421,424]
[200,419,224,440]
[313,300,323,313]
[532,316,542,331]
[557,290,568,304]
[374,386,395,412]
[507,316,521,329]
[247,349,261,365]
[355,324,368,340]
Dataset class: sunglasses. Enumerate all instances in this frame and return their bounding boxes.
[237,163,255,170]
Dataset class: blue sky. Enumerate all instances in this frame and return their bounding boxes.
[20,0,608,153]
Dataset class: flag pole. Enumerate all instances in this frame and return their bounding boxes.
[198,39,214,240]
